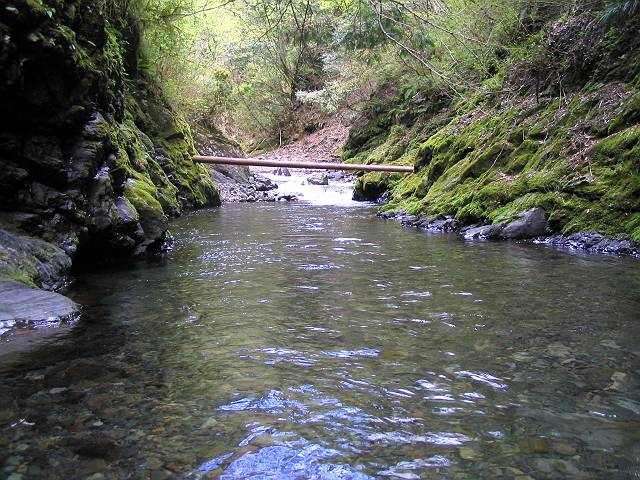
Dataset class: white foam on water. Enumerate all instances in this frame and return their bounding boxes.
[255,167,369,207]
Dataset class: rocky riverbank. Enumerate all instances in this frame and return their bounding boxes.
[0,0,231,337]
[212,169,299,203]
[379,208,639,256]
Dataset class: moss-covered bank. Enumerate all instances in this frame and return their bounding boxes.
[345,12,640,244]
[0,0,222,288]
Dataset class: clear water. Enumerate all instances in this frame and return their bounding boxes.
[1,196,639,479]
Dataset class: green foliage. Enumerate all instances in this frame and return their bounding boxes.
[599,0,640,25]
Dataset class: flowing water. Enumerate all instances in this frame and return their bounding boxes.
[1,177,640,479]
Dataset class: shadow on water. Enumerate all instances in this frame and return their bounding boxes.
[1,198,640,479]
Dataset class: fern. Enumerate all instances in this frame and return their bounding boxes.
[599,0,640,25]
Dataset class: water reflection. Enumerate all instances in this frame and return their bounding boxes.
[0,202,639,479]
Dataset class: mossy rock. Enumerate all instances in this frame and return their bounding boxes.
[347,66,640,242]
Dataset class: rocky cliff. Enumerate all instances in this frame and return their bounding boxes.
[0,0,223,293]
[344,11,640,252]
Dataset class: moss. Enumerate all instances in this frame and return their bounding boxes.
[353,172,390,201]
[598,92,640,134]
[1,271,38,288]
[124,178,162,211]
[349,72,639,241]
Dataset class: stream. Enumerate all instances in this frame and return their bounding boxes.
[1,174,639,479]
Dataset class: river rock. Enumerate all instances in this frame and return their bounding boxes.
[518,437,551,454]
[606,372,630,392]
[65,433,121,460]
[500,208,548,239]
[423,215,458,232]
[376,191,391,205]
[272,167,291,176]
[377,210,401,220]
[212,165,251,183]
[307,173,329,185]
[252,175,277,191]
[544,233,638,256]
[0,229,72,290]
[0,280,79,335]
[463,224,502,239]
[277,194,298,201]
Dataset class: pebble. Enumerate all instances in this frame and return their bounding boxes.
[512,352,533,362]
[77,459,107,475]
[546,343,571,358]
[518,437,550,454]
[147,457,163,470]
[150,469,173,480]
[552,441,577,456]
[27,465,41,476]
[49,387,68,395]
[86,474,105,480]
[458,447,479,460]
[606,372,629,392]
[6,456,23,466]
[200,417,218,429]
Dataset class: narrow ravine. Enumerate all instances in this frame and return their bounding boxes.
[1,184,639,479]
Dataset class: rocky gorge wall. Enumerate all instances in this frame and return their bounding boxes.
[0,0,224,294]
[344,11,640,253]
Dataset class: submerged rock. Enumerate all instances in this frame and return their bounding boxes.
[65,433,122,460]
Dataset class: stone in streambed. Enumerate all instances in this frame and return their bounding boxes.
[551,441,577,456]
[518,437,551,454]
[307,173,328,185]
[458,447,480,460]
[252,175,277,191]
[64,433,121,460]
[272,167,291,176]
[150,470,173,480]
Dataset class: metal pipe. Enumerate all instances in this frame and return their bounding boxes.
[193,156,415,173]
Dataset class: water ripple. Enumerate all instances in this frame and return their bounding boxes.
[454,370,508,390]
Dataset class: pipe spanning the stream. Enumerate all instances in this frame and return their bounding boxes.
[193,156,415,173]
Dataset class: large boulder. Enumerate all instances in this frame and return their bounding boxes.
[0,280,79,335]
[463,209,548,240]
[500,208,548,239]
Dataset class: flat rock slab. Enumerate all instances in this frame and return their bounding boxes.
[0,280,80,335]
